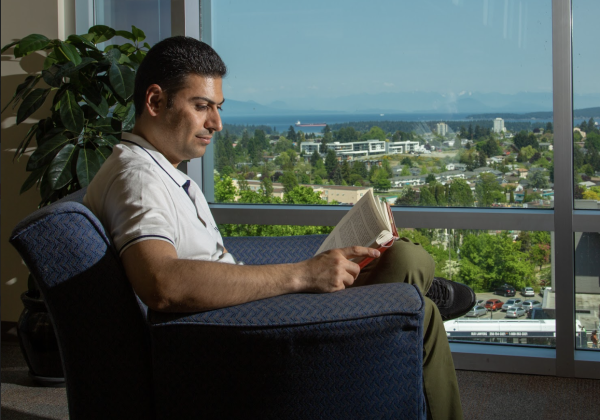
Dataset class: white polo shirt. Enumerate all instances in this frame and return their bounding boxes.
[83,132,236,264]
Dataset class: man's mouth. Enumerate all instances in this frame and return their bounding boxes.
[196,135,212,145]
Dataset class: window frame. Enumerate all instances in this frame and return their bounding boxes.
[79,0,600,379]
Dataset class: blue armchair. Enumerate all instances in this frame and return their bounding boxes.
[10,190,426,419]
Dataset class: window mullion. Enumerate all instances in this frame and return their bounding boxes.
[551,0,576,377]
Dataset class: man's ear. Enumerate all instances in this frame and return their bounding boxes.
[145,84,165,117]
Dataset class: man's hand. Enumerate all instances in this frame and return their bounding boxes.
[298,246,380,293]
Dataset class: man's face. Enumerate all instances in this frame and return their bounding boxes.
[154,74,224,165]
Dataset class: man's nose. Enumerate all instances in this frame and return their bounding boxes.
[206,107,223,133]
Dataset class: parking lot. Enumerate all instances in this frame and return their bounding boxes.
[462,292,542,320]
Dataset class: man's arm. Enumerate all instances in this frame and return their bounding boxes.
[121,240,380,312]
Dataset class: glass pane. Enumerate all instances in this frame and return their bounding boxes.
[575,232,600,351]
[211,1,553,209]
[573,0,600,209]
[222,224,554,347]
[94,0,171,46]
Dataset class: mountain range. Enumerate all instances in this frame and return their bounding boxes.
[224,91,600,117]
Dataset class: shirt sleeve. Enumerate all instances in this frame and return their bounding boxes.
[101,164,179,255]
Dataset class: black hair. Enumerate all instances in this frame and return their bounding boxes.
[134,36,227,116]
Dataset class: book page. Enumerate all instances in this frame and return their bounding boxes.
[315,189,391,255]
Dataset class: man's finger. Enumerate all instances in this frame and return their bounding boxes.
[338,246,381,259]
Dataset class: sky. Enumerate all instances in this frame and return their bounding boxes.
[100,0,599,111]
[209,0,598,108]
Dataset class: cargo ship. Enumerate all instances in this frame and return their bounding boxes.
[295,120,327,127]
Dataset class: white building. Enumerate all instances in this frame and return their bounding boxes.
[493,118,506,134]
[329,140,386,158]
[386,140,421,154]
[300,142,320,154]
[436,122,448,136]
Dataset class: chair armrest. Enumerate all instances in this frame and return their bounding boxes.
[149,283,426,420]
[223,234,328,265]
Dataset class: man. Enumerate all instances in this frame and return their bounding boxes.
[84,36,473,419]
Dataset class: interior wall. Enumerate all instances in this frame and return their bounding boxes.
[1,0,76,321]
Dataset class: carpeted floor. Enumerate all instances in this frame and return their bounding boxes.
[2,339,599,420]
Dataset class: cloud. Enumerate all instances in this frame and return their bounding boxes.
[384,82,395,87]
[308,85,319,90]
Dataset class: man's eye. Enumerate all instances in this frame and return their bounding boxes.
[217,106,223,112]
[195,104,208,111]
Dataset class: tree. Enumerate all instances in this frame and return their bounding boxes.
[545,122,553,133]
[419,186,437,206]
[352,161,368,178]
[513,131,540,150]
[325,149,338,178]
[382,159,393,178]
[341,159,352,183]
[360,126,386,141]
[371,169,391,191]
[448,179,474,207]
[582,189,600,200]
[395,186,418,206]
[530,243,551,271]
[434,184,447,206]
[518,145,537,162]
[476,173,504,207]
[401,156,413,166]
[332,165,344,185]
[260,174,273,199]
[310,149,321,167]
[425,173,436,184]
[287,125,297,142]
[284,186,327,204]
[280,171,298,193]
[527,170,550,189]
[478,151,487,168]
[215,176,237,202]
[400,165,411,176]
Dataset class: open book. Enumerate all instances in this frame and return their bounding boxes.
[315,189,399,268]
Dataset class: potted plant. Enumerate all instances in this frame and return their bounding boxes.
[2,24,149,384]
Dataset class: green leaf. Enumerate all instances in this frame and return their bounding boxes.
[81,84,102,105]
[105,47,122,64]
[94,117,121,134]
[28,133,70,164]
[131,26,146,42]
[13,123,38,160]
[143,42,152,50]
[48,144,77,189]
[16,88,50,124]
[20,166,49,194]
[108,63,135,100]
[1,40,19,54]
[59,42,82,65]
[115,30,136,42]
[118,43,137,54]
[88,25,116,44]
[42,64,67,87]
[113,103,131,120]
[2,75,39,113]
[66,57,97,75]
[122,104,136,131]
[83,95,109,118]
[95,135,120,147]
[60,90,85,133]
[67,34,99,51]
[43,53,59,70]
[76,147,103,187]
[14,34,51,57]
[95,146,113,162]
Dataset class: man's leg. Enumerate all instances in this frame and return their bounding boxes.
[353,238,464,420]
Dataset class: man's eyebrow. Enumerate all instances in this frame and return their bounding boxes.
[190,96,225,106]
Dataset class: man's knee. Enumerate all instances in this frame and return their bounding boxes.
[385,237,435,280]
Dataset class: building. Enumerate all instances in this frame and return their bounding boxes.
[493,118,506,134]
[436,122,448,136]
[300,142,320,154]
[328,139,386,158]
[386,140,421,154]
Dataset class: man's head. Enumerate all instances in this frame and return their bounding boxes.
[132,37,227,166]
[134,36,227,116]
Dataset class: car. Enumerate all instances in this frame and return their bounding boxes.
[476,299,486,307]
[539,286,550,296]
[501,298,523,311]
[521,287,535,297]
[485,299,504,311]
[465,305,487,317]
[522,300,542,312]
[505,307,526,318]
[494,284,516,297]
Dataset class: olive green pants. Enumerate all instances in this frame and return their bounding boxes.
[353,237,464,420]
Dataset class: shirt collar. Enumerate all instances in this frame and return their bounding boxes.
[120,132,188,188]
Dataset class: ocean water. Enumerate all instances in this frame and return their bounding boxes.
[221,113,576,134]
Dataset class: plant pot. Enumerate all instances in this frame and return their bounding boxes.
[17,292,65,386]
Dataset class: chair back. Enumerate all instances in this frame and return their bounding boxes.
[10,190,155,420]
